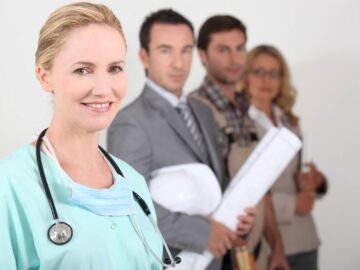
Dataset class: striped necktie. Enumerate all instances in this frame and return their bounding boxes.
[176,101,207,159]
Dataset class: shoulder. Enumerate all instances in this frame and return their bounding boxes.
[0,145,36,176]
[189,90,213,108]
[109,96,150,135]
[188,95,214,115]
[282,114,302,136]
[116,93,158,124]
[0,145,38,194]
[188,93,225,130]
[113,98,144,122]
[110,155,146,185]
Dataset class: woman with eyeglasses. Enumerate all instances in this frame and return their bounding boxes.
[242,45,327,270]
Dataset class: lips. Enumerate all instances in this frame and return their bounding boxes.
[259,87,272,92]
[81,102,113,111]
[169,74,184,81]
[227,67,242,74]
[85,103,110,108]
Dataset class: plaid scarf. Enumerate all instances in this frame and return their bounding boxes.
[197,77,252,146]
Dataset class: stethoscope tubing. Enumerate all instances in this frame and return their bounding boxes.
[35,128,180,266]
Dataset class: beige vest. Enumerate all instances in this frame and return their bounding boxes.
[190,92,267,269]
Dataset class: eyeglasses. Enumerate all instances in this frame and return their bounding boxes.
[249,68,282,79]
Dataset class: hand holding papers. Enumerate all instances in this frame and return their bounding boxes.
[150,127,302,270]
[177,127,302,270]
[214,127,302,229]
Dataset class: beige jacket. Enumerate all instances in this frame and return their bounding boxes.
[248,105,321,255]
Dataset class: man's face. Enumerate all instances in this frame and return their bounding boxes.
[199,29,246,85]
[139,23,194,97]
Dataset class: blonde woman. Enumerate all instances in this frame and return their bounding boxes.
[0,3,174,269]
[243,44,327,270]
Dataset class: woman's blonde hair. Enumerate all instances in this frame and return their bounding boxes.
[244,44,299,126]
[35,2,126,70]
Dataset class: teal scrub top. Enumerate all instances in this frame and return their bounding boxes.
[0,145,163,270]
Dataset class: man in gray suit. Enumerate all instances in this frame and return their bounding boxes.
[107,9,255,270]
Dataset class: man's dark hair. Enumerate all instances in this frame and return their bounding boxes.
[139,9,195,51]
[197,15,247,51]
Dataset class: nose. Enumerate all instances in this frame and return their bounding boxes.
[171,51,184,70]
[230,49,244,65]
[261,73,272,83]
[92,72,112,96]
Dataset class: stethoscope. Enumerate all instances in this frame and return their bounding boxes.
[35,128,181,267]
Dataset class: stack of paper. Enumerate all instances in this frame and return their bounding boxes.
[173,127,302,270]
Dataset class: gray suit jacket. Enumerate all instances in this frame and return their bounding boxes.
[107,85,227,270]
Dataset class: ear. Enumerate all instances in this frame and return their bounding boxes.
[139,48,150,70]
[36,65,53,93]
[198,49,208,67]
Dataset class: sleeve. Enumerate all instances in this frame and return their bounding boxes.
[271,191,296,224]
[108,112,212,253]
[0,193,19,270]
[155,203,211,253]
[316,175,328,197]
[133,170,211,253]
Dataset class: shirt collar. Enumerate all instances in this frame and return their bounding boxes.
[201,77,231,109]
[199,77,249,112]
[248,104,284,130]
[146,78,186,107]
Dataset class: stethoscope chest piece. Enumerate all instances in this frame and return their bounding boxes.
[48,221,73,245]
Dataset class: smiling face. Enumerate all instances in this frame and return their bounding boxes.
[199,29,246,86]
[139,23,194,97]
[37,23,127,133]
[247,53,283,104]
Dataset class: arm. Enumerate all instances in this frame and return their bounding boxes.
[272,190,316,222]
[0,194,17,270]
[264,194,290,270]
[297,163,328,197]
[107,111,212,253]
[271,191,296,224]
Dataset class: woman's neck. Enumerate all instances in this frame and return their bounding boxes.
[45,120,112,188]
[46,122,99,165]
[251,99,276,125]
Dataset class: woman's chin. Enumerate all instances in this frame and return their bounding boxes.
[80,119,113,134]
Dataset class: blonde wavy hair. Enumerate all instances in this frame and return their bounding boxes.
[243,44,299,126]
[35,2,126,71]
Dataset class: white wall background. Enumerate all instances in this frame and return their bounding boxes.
[0,0,359,269]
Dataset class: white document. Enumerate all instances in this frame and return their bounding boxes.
[173,127,302,270]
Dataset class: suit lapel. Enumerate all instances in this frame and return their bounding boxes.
[142,86,204,161]
[188,97,223,175]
